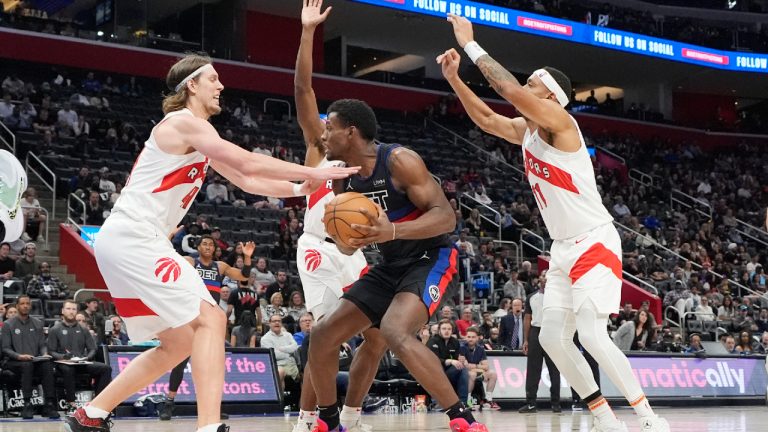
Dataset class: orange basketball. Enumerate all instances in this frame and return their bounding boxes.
[324,192,379,247]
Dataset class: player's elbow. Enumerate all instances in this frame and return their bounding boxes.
[440,207,456,233]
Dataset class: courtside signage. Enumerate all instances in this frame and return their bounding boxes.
[351,0,768,73]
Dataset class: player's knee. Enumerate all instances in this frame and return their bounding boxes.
[538,325,559,352]
[361,331,388,356]
[380,324,410,353]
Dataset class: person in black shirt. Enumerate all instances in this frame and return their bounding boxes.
[48,300,112,413]
[1,295,60,419]
[0,242,15,281]
[309,99,483,432]
[427,320,468,405]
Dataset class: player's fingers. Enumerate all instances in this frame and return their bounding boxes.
[321,6,332,18]
[357,207,379,225]
[350,224,374,234]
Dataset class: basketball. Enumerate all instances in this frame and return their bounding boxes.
[324,192,379,247]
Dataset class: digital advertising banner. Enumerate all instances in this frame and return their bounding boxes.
[488,353,768,399]
[107,348,280,403]
[352,0,768,73]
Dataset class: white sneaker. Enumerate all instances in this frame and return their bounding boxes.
[640,415,670,432]
[292,421,314,432]
[345,417,373,432]
[21,232,31,242]
[590,417,629,432]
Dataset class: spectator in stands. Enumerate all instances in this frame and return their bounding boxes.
[210,227,229,252]
[492,259,509,290]
[47,300,112,414]
[252,139,272,156]
[32,108,55,134]
[0,295,60,419]
[613,309,654,351]
[82,298,105,341]
[612,195,631,219]
[663,279,692,319]
[85,191,106,226]
[81,71,101,93]
[56,101,78,133]
[756,308,768,334]
[683,333,704,354]
[1,75,24,97]
[585,90,598,105]
[205,176,229,205]
[0,93,13,119]
[465,208,483,237]
[20,187,46,242]
[439,305,457,333]
[181,223,202,257]
[220,285,233,323]
[499,298,524,350]
[614,302,635,327]
[492,298,511,321]
[483,327,506,351]
[477,311,495,340]
[718,295,736,320]
[455,307,476,339]
[503,270,526,302]
[107,315,129,345]
[227,276,262,327]
[263,292,288,327]
[735,331,756,354]
[69,167,92,197]
[293,312,314,346]
[286,291,306,323]
[26,262,69,300]
[723,335,737,354]
[273,230,298,260]
[121,76,142,97]
[261,314,299,390]
[733,304,758,332]
[252,257,276,288]
[0,242,16,282]
[428,319,469,406]
[230,311,260,348]
[496,205,523,241]
[462,327,499,409]
[265,270,291,305]
[755,332,768,354]
[694,296,717,321]
[5,304,18,321]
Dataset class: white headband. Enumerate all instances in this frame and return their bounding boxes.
[533,69,569,107]
[174,63,213,93]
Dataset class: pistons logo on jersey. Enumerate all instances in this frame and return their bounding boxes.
[154,257,181,283]
[305,249,322,272]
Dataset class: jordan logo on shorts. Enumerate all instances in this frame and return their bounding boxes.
[305,249,322,272]
[154,257,181,283]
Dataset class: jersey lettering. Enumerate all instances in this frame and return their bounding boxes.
[197,268,218,281]
[361,190,389,211]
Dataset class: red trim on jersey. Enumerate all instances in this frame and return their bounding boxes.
[523,148,580,194]
[569,242,622,285]
[393,208,424,223]
[205,283,221,293]
[342,265,370,293]
[113,297,158,318]
[308,186,333,210]
[429,248,458,316]
[152,161,208,193]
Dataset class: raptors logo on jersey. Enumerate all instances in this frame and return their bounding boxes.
[305,249,322,272]
[521,118,612,241]
[155,257,181,283]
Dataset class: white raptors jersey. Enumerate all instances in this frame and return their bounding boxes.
[521,117,612,240]
[110,108,209,235]
[303,157,343,238]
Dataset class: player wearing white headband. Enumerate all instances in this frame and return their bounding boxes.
[439,14,669,432]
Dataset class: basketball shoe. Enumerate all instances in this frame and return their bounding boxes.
[312,418,346,432]
[590,416,628,432]
[640,415,670,432]
[61,408,112,432]
[449,418,490,432]
[345,417,373,432]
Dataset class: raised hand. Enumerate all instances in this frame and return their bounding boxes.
[242,241,256,257]
[447,13,474,48]
[436,48,461,80]
[302,0,332,29]
[310,165,360,180]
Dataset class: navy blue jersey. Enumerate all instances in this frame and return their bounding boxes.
[345,143,451,262]
[195,258,222,303]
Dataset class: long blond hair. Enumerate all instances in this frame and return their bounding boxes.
[161,53,212,114]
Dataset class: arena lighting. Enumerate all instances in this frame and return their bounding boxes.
[96,30,104,36]
[728,0,738,10]
[351,0,768,73]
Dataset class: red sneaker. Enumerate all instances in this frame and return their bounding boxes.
[449,418,490,432]
[62,408,112,432]
[312,419,346,432]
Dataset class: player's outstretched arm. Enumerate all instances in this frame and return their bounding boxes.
[437,48,526,145]
[210,160,324,198]
[164,116,358,181]
[447,14,570,134]
[347,148,455,247]
[296,0,331,167]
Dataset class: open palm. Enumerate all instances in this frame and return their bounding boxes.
[302,0,332,28]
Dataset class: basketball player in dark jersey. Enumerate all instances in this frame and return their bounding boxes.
[308,99,488,432]
[159,235,255,421]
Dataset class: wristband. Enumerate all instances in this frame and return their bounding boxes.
[292,182,303,197]
[392,224,397,241]
[464,41,488,64]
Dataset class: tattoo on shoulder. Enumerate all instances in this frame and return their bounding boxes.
[476,55,516,94]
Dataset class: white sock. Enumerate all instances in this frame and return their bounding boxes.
[196,423,222,432]
[299,409,318,428]
[339,405,361,426]
[588,397,618,426]
[486,392,493,402]
[84,405,109,419]
[630,394,655,417]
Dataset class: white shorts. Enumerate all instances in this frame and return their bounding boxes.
[297,233,368,320]
[94,214,215,342]
[544,223,623,315]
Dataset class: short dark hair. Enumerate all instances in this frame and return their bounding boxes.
[466,326,481,336]
[327,99,378,141]
[543,66,571,105]
[0,242,10,250]
[198,234,215,245]
[85,297,99,304]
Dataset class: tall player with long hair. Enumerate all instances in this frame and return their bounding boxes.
[62,54,358,432]
[293,2,388,431]
[439,15,669,432]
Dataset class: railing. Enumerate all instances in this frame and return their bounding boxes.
[0,120,15,154]
[459,192,501,240]
[32,206,50,251]
[622,271,659,296]
[733,218,768,249]
[263,98,292,121]
[519,228,547,265]
[670,189,712,219]
[628,168,654,187]
[429,120,526,181]
[67,193,87,229]
[25,152,57,221]
[491,240,520,270]
[595,145,625,164]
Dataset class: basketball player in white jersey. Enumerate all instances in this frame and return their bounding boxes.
[438,16,669,432]
[62,54,359,432]
[293,2,388,431]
